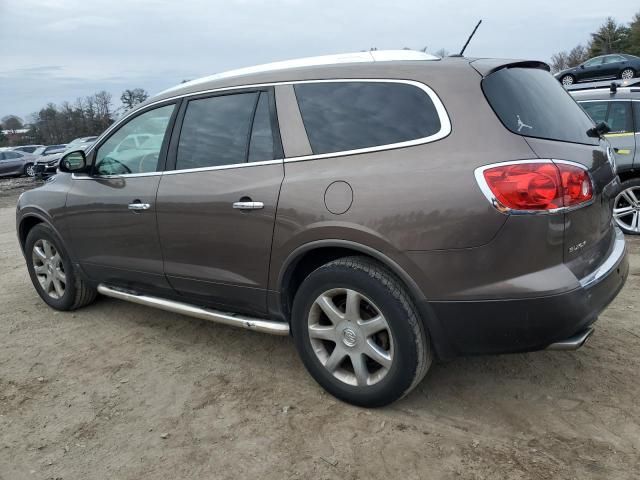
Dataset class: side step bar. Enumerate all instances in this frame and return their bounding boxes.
[97,284,290,336]
[546,328,593,351]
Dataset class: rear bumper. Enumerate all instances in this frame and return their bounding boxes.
[427,229,628,357]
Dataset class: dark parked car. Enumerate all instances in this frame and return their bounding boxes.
[555,54,640,86]
[0,150,37,177]
[571,82,640,234]
[16,51,628,406]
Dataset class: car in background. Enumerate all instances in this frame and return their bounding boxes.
[570,81,640,234]
[66,136,98,148]
[35,139,97,176]
[11,145,44,154]
[0,150,38,177]
[32,145,67,158]
[555,54,640,86]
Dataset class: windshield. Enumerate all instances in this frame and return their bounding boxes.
[482,67,598,145]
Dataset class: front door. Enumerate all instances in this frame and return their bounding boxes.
[156,89,284,315]
[0,151,24,175]
[64,102,178,294]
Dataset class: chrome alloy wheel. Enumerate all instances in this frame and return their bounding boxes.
[32,239,66,299]
[561,75,574,86]
[621,68,635,80]
[26,164,35,177]
[614,186,640,233]
[307,288,394,387]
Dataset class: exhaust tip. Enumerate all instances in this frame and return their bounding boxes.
[546,328,594,351]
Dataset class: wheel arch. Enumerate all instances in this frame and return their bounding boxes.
[276,239,453,360]
[277,240,426,316]
[17,211,65,257]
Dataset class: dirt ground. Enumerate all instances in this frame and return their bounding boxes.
[1,178,639,480]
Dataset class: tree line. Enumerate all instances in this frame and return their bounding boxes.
[550,12,640,72]
[0,88,148,147]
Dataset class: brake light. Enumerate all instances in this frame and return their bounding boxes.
[478,161,593,212]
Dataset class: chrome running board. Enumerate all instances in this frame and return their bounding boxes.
[546,328,593,351]
[97,284,289,336]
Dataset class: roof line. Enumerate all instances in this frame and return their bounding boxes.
[158,50,439,95]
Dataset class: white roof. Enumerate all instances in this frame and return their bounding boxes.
[160,50,439,95]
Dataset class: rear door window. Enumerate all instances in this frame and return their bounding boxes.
[580,102,608,124]
[293,81,442,155]
[176,91,279,170]
[482,67,598,145]
[606,102,633,133]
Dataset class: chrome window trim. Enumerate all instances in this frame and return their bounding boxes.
[162,158,283,175]
[474,159,595,215]
[82,78,452,172]
[72,171,162,180]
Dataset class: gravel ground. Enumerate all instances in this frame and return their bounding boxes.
[1,178,639,480]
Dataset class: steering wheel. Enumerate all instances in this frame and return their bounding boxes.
[138,153,158,173]
[98,157,132,175]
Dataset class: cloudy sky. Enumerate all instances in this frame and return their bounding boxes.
[1,0,638,121]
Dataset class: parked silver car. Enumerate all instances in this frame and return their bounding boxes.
[0,150,38,177]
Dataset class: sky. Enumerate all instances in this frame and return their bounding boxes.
[1,0,638,121]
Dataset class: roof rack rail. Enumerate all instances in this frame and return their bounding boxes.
[159,50,440,95]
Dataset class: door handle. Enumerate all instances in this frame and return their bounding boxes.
[128,202,151,211]
[233,201,264,210]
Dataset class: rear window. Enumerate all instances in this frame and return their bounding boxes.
[482,68,598,145]
[294,81,442,155]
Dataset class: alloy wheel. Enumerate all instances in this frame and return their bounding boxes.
[613,186,640,233]
[32,239,66,299]
[561,75,574,86]
[26,164,35,177]
[307,288,394,387]
[621,69,634,80]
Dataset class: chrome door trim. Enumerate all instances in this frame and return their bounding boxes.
[162,159,283,175]
[84,78,452,167]
[232,201,264,210]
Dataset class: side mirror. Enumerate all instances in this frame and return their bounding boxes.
[580,64,585,69]
[587,121,611,138]
[59,150,87,173]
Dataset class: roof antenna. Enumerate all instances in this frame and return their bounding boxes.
[455,19,482,57]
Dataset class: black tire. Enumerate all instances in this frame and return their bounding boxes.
[25,224,97,310]
[613,178,640,235]
[560,74,575,86]
[291,256,432,407]
[24,163,35,177]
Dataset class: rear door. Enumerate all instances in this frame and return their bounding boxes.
[601,55,625,78]
[156,88,284,315]
[581,57,605,81]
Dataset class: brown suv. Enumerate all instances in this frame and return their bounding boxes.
[16,51,629,406]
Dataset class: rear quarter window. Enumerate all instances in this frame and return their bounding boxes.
[482,68,598,145]
[294,81,443,155]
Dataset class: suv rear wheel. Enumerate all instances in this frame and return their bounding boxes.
[25,224,97,310]
[291,256,431,407]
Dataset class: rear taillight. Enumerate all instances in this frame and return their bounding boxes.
[476,160,593,213]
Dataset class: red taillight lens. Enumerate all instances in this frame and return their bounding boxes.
[481,162,592,211]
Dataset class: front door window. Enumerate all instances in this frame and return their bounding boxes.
[94,104,175,175]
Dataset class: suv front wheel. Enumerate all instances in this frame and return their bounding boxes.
[25,224,97,310]
[291,257,432,407]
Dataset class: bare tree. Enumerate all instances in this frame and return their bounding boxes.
[2,115,23,133]
[120,88,149,111]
